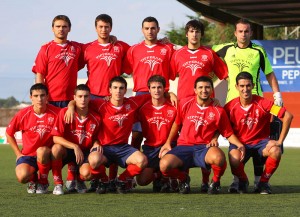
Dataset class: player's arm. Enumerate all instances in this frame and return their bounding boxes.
[207,131,220,147]
[64,100,76,123]
[159,122,180,158]
[5,132,24,160]
[227,133,245,161]
[35,73,45,84]
[53,136,84,165]
[266,72,282,106]
[91,140,103,154]
[165,92,178,108]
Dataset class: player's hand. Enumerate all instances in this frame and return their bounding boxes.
[158,37,170,44]
[264,140,280,155]
[273,92,283,106]
[211,98,220,106]
[91,144,103,154]
[159,143,171,158]
[237,145,245,162]
[64,108,75,124]
[16,153,24,161]
[169,92,178,108]
[206,138,219,147]
[74,145,84,165]
[109,35,117,44]
[103,96,111,101]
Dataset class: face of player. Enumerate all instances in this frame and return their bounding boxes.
[149,82,165,100]
[30,89,48,111]
[194,81,213,101]
[142,21,160,44]
[235,79,254,100]
[234,23,253,48]
[96,20,112,41]
[74,90,90,110]
[186,27,201,47]
[52,20,70,42]
[109,82,127,102]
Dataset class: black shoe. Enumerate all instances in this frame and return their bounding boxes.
[208,181,221,194]
[178,175,191,194]
[87,179,99,193]
[108,179,117,192]
[228,181,239,193]
[200,183,209,193]
[238,180,249,194]
[116,180,126,194]
[170,178,179,192]
[152,178,162,193]
[258,182,272,194]
[96,182,108,194]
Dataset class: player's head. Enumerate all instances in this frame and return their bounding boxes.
[95,14,113,27]
[52,15,71,41]
[185,19,204,36]
[142,16,160,43]
[235,72,254,100]
[148,75,166,100]
[74,84,90,109]
[95,14,113,41]
[234,18,253,46]
[194,76,214,101]
[109,76,127,101]
[109,76,127,89]
[30,83,49,109]
[52,15,71,28]
[147,75,166,89]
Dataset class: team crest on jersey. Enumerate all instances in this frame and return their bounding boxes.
[70,46,76,53]
[90,124,96,131]
[125,104,131,111]
[201,55,208,61]
[109,114,128,127]
[167,110,174,117]
[247,53,254,60]
[114,46,120,53]
[150,119,167,131]
[241,110,259,130]
[48,117,54,125]
[160,48,167,55]
[207,112,215,121]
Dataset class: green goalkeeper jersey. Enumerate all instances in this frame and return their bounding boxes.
[212,42,273,102]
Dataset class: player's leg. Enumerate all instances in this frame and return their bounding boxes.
[15,156,38,193]
[204,146,227,194]
[228,144,249,194]
[252,152,264,192]
[258,140,282,194]
[51,144,67,195]
[131,130,143,150]
[36,146,51,194]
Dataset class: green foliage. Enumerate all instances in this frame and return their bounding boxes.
[0,96,19,108]
[1,145,300,217]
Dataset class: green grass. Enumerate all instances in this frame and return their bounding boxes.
[0,145,300,217]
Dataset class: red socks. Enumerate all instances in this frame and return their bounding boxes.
[109,163,118,181]
[260,157,280,183]
[231,162,248,182]
[211,161,227,183]
[67,162,77,181]
[90,165,109,182]
[37,162,51,185]
[118,164,142,181]
[51,160,63,185]
[161,168,186,182]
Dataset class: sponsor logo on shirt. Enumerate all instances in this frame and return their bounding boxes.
[109,114,128,127]
[148,116,170,131]
[71,130,91,145]
[240,109,259,129]
[187,116,208,131]
[183,61,205,76]
[96,53,117,66]
[56,48,76,66]
[141,56,163,71]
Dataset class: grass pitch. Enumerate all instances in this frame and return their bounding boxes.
[0,145,299,217]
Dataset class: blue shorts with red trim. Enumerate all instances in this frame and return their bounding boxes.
[167,145,210,170]
[103,144,138,168]
[142,145,161,169]
[16,156,38,171]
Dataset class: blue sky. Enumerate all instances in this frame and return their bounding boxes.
[0,0,194,101]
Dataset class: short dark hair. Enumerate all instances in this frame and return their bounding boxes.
[142,16,159,28]
[185,19,204,36]
[235,18,252,30]
[30,83,48,96]
[236,72,254,85]
[74,84,90,94]
[95,14,112,27]
[194,76,214,89]
[147,75,166,88]
[52,15,71,28]
[109,76,127,89]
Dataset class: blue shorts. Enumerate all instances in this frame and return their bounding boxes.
[62,148,93,166]
[103,144,138,168]
[142,145,161,169]
[49,100,70,108]
[167,145,210,170]
[132,91,149,132]
[16,156,38,171]
[229,139,272,165]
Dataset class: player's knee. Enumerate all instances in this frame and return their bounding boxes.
[36,146,51,163]
[228,150,241,168]
[79,168,91,180]
[159,158,170,172]
[51,144,64,158]
[16,170,30,184]
[269,146,282,158]
[208,147,225,165]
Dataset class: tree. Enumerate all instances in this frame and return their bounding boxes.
[0,96,19,108]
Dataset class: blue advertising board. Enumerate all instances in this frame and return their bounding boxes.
[253,40,300,92]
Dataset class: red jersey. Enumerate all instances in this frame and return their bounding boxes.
[32,41,84,101]
[90,95,150,145]
[224,95,286,145]
[170,46,228,100]
[84,40,130,96]
[6,105,60,156]
[51,107,101,151]
[176,96,233,146]
[138,100,177,147]
[125,41,175,92]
